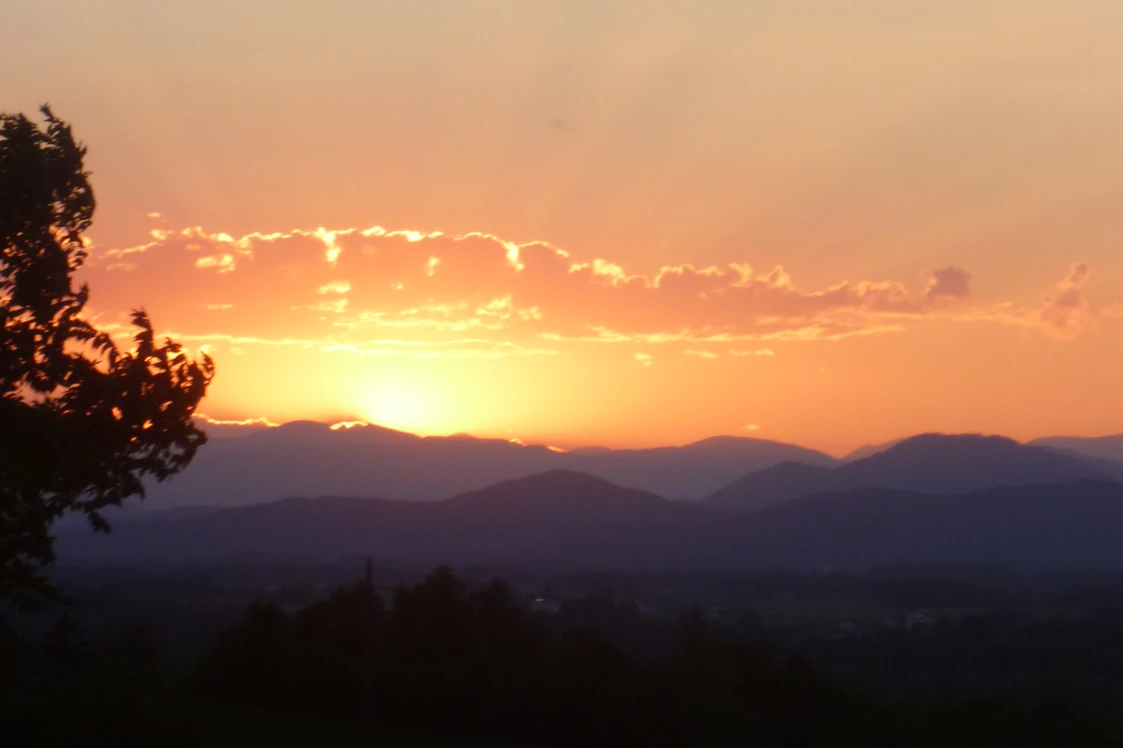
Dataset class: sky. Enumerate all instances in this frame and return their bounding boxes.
[4,0,1121,455]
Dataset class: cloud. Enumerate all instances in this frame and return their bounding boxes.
[634,352,653,367]
[195,253,237,273]
[925,266,970,300]
[1040,263,1090,334]
[98,326,558,361]
[684,350,720,359]
[197,414,279,428]
[318,281,351,295]
[329,420,369,430]
[306,299,348,313]
[959,263,1102,340]
[85,224,1100,370]
[92,225,939,339]
[540,322,907,345]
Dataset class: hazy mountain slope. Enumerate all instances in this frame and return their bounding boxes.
[567,436,837,499]
[59,473,1123,572]
[735,480,1123,570]
[61,471,720,567]
[839,434,1105,490]
[704,462,836,512]
[704,433,1113,512]
[142,421,562,508]
[141,421,837,507]
[1039,449,1123,483]
[1030,434,1123,464]
[840,439,903,462]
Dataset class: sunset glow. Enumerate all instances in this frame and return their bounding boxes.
[360,377,443,435]
[4,0,1119,455]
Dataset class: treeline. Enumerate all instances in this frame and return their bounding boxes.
[189,567,854,746]
[0,615,193,745]
[3,566,1123,746]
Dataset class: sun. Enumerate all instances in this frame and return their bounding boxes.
[360,379,438,434]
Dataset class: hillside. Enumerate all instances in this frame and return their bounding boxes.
[704,433,1113,512]
[734,480,1123,570]
[59,472,1123,572]
[60,471,716,567]
[1029,434,1123,463]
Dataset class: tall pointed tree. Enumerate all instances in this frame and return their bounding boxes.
[0,106,214,607]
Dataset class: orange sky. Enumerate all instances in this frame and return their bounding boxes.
[4,1,1121,455]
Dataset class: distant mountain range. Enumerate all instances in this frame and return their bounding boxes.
[60,421,1123,572]
[140,420,837,506]
[62,472,711,567]
[145,420,1122,508]
[60,470,1123,572]
[841,439,904,462]
[727,480,1123,570]
[843,434,1123,465]
[704,433,1119,512]
[1027,434,1123,461]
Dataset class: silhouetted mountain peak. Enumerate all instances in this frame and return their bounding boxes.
[842,434,1027,464]
[684,435,762,448]
[854,433,1098,479]
[704,432,1114,513]
[446,470,685,521]
[275,420,332,434]
[454,470,628,501]
[567,446,612,455]
[879,432,1018,455]
[678,435,825,456]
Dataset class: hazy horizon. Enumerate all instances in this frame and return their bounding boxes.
[193,414,1122,460]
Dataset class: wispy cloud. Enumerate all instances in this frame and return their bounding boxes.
[956,263,1101,340]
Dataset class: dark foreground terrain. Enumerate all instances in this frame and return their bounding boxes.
[5,561,1123,746]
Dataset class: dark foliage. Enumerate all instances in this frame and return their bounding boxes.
[0,615,195,747]
[6,564,1123,745]
[189,566,1123,747]
[0,107,214,606]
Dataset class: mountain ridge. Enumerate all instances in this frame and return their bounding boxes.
[143,423,838,507]
[150,420,1123,510]
[704,433,1116,512]
[58,472,1123,572]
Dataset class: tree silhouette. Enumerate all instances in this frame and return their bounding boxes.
[0,106,214,607]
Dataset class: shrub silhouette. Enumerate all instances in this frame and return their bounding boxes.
[0,107,214,606]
